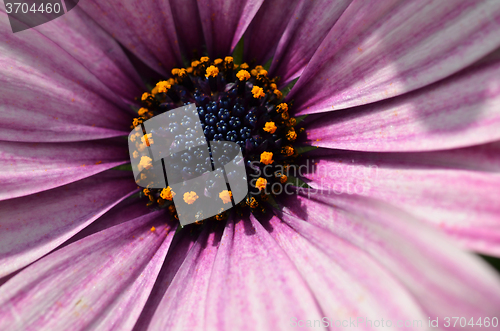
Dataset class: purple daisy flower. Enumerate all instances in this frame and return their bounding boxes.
[1,0,500,330]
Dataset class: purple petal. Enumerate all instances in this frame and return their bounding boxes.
[0,12,132,142]
[0,171,137,278]
[301,144,500,256]
[243,0,301,65]
[144,225,221,330]
[169,0,205,58]
[0,139,129,200]
[147,215,328,330]
[289,0,500,114]
[77,0,182,76]
[203,215,328,330]
[281,192,500,321]
[0,211,176,331]
[132,229,198,331]
[197,0,264,57]
[305,56,500,151]
[268,0,353,86]
[33,6,144,106]
[265,213,428,325]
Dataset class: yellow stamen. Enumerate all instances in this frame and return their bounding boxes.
[270,83,277,90]
[219,190,233,204]
[263,121,277,134]
[177,68,187,77]
[141,133,154,146]
[191,60,200,67]
[250,69,258,76]
[236,70,251,81]
[255,177,267,191]
[282,146,294,156]
[138,107,148,116]
[200,56,210,63]
[156,81,171,93]
[258,69,268,77]
[224,56,233,63]
[205,65,219,78]
[183,191,199,204]
[138,156,153,171]
[255,65,263,71]
[276,103,288,113]
[143,188,150,196]
[286,118,297,127]
[240,63,249,69]
[247,197,258,208]
[274,89,282,99]
[252,86,265,99]
[286,129,297,141]
[171,68,180,76]
[281,111,290,120]
[160,186,176,201]
[186,67,193,73]
[260,152,274,165]
[280,174,288,184]
[151,85,159,96]
[132,118,141,128]
[214,58,223,65]
[141,93,151,101]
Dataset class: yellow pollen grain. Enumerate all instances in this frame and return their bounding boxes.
[282,146,294,156]
[156,81,171,93]
[138,107,148,116]
[219,190,233,204]
[276,103,288,113]
[286,118,297,127]
[160,186,175,201]
[133,150,139,159]
[141,133,154,146]
[274,89,282,99]
[236,70,250,81]
[287,129,298,141]
[255,177,267,191]
[280,174,288,184]
[138,156,153,171]
[183,191,199,204]
[260,152,274,165]
[225,56,233,63]
[240,63,249,69]
[151,85,159,96]
[205,65,219,78]
[214,58,223,65]
[200,56,210,63]
[252,86,265,99]
[247,197,258,208]
[150,226,156,232]
[263,121,277,134]
[141,92,151,101]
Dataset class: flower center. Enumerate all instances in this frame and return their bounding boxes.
[131,56,305,223]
